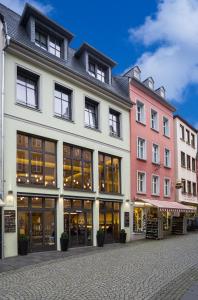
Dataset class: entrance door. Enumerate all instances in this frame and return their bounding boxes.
[31,212,43,251]
[69,212,86,247]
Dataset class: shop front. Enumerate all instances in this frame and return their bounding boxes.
[17,195,57,252]
[64,198,93,247]
[99,200,121,243]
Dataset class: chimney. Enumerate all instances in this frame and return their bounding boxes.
[156,86,166,98]
[143,77,154,90]
[124,66,141,80]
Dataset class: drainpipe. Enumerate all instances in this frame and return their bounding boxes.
[0,14,10,259]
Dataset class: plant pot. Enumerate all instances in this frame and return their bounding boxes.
[60,238,69,251]
[97,233,104,247]
[120,232,127,243]
[18,239,28,255]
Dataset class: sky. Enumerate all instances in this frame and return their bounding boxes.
[1,0,198,129]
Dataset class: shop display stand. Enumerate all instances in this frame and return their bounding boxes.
[146,218,163,239]
[172,217,187,235]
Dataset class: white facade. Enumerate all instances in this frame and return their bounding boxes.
[174,116,198,207]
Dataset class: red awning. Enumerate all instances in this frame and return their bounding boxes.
[140,199,196,212]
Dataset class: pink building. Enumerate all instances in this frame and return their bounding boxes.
[124,67,180,237]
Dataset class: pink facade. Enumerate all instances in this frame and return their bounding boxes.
[129,79,176,203]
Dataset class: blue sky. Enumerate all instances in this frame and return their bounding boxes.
[2,0,198,128]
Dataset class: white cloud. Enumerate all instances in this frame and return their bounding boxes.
[1,0,53,15]
[128,0,198,102]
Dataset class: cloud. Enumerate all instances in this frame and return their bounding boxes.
[1,0,53,15]
[128,0,198,102]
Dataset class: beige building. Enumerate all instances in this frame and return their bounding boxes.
[0,4,132,258]
[174,115,198,210]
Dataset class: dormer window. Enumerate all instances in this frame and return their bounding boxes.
[88,58,107,83]
[49,37,61,58]
[35,31,47,50]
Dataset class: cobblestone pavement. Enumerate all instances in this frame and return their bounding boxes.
[1,234,198,299]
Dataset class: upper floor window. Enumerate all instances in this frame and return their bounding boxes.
[136,101,145,124]
[35,30,47,50]
[152,175,159,195]
[137,138,146,160]
[152,144,160,164]
[99,153,121,194]
[17,67,39,109]
[193,182,197,196]
[164,178,170,197]
[35,29,62,58]
[151,109,158,130]
[88,59,107,83]
[164,148,171,168]
[17,133,56,187]
[187,181,192,194]
[181,179,186,194]
[137,171,146,193]
[187,155,191,170]
[180,124,185,140]
[54,84,72,120]
[186,129,190,144]
[191,133,195,148]
[63,144,93,191]
[163,117,169,137]
[192,158,196,172]
[49,37,61,58]
[85,98,98,129]
[181,151,185,168]
[109,109,120,137]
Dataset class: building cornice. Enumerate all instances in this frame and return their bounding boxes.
[6,40,132,110]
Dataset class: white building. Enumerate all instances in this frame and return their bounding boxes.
[0,3,132,258]
[174,115,198,210]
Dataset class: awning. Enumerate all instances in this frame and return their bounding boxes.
[140,199,196,213]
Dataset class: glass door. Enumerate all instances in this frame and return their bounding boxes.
[31,212,43,251]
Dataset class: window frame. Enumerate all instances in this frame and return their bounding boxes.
[164,148,171,168]
[191,133,195,148]
[187,155,191,170]
[193,182,197,197]
[152,174,160,196]
[187,181,192,195]
[181,179,186,194]
[137,171,146,194]
[84,97,99,130]
[152,143,160,165]
[181,151,186,168]
[109,108,121,138]
[88,57,108,83]
[180,124,185,141]
[136,100,146,124]
[186,129,190,144]
[163,116,170,137]
[150,109,158,131]
[54,83,72,120]
[192,158,196,172]
[164,178,171,197]
[137,137,147,160]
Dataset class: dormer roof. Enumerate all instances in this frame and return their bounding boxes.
[20,3,74,41]
[75,42,117,67]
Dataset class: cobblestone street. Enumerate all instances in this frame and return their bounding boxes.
[1,233,198,300]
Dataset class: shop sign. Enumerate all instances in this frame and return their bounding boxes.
[124,212,130,227]
[4,210,16,233]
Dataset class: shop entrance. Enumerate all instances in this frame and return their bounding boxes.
[133,207,146,233]
[99,201,120,243]
[64,199,93,247]
[17,196,56,252]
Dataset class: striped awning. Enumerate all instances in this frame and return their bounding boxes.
[140,199,196,213]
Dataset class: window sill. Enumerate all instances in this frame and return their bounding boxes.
[99,192,124,196]
[137,157,147,162]
[137,191,146,195]
[15,102,41,113]
[136,120,146,126]
[164,195,171,198]
[151,194,160,197]
[164,165,171,169]
[180,138,185,142]
[151,127,159,133]
[54,115,74,124]
[63,188,96,193]
[109,133,122,140]
[152,161,160,166]
[84,125,101,133]
[163,134,170,139]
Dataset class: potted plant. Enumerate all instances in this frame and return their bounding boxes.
[60,232,69,251]
[18,234,29,255]
[120,229,127,243]
[97,228,104,247]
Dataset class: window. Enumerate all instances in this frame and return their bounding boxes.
[180,124,185,140]
[186,129,190,144]
[163,117,169,137]
[137,138,146,160]
[193,183,197,196]
[109,109,120,137]
[88,59,107,83]
[85,98,98,129]
[99,153,121,194]
[181,179,186,194]
[137,172,146,193]
[181,152,186,168]
[152,175,159,195]
[191,133,195,148]
[35,30,47,50]
[151,109,158,130]
[192,158,196,172]
[187,181,192,194]
[63,144,92,191]
[164,178,170,197]
[136,101,145,124]
[17,133,56,187]
[54,84,72,120]
[49,36,61,58]
[164,148,171,168]
[152,144,160,164]
[187,155,191,170]
[17,67,38,109]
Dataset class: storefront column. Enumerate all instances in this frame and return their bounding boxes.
[93,199,99,246]
[57,140,64,251]
[56,196,64,251]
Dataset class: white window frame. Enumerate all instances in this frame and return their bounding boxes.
[150,109,158,131]
[136,100,146,124]
[152,143,160,164]
[164,178,171,197]
[137,137,147,160]
[164,148,171,168]
[137,171,146,194]
[152,174,160,196]
[163,116,170,137]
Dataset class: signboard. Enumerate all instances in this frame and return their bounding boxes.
[124,212,130,227]
[4,210,16,233]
